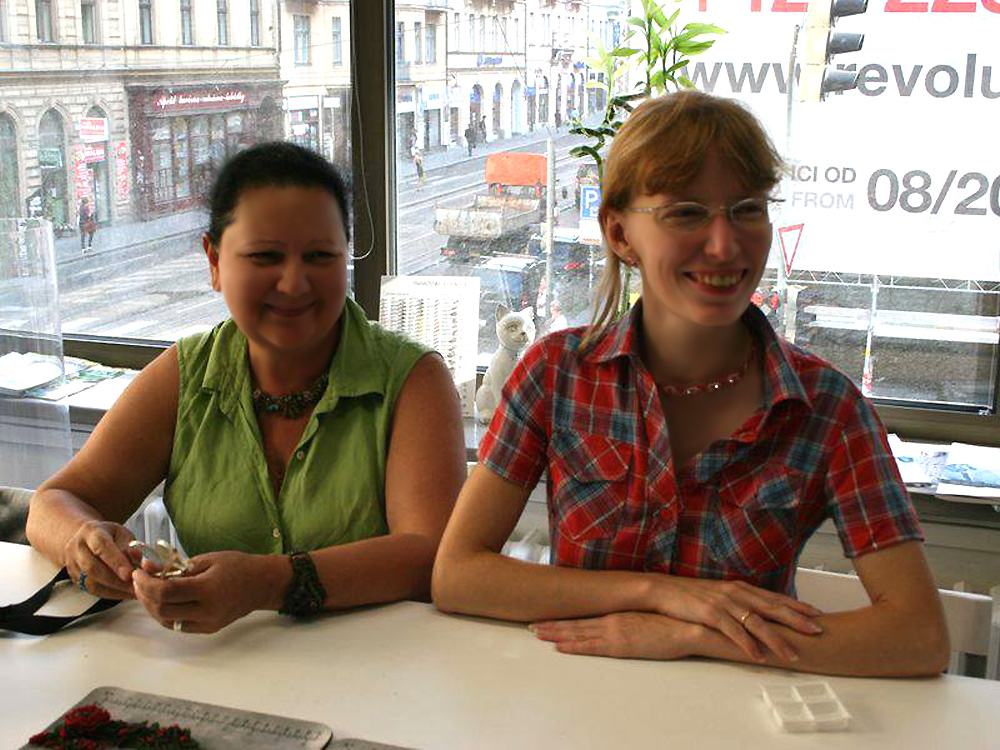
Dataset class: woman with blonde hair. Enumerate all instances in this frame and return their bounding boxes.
[432,91,949,677]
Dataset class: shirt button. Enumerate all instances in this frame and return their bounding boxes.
[295,450,306,461]
[272,527,281,539]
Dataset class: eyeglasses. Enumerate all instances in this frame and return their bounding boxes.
[626,197,781,232]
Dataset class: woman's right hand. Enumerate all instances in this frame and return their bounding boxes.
[63,521,140,600]
[651,576,825,663]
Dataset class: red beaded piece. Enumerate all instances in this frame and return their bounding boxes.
[658,339,756,398]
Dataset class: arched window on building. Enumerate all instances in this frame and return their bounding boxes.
[38,109,69,228]
[0,114,18,218]
[85,106,112,222]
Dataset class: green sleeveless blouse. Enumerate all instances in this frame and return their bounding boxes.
[165,298,432,556]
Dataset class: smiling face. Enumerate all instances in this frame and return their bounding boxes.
[605,150,772,332]
[205,184,349,356]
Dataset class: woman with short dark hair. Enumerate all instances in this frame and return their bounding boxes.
[28,142,467,634]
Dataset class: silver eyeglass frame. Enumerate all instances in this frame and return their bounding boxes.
[625,197,783,231]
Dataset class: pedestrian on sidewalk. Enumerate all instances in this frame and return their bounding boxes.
[78,197,96,251]
[464,123,476,157]
[554,110,562,130]
[411,144,425,186]
[477,117,487,144]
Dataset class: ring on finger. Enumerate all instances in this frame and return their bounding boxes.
[173,620,183,633]
[739,609,753,627]
[77,572,88,592]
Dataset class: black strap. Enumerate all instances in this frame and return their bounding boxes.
[0,568,119,635]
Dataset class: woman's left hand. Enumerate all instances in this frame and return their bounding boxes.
[530,612,704,660]
[132,551,269,634]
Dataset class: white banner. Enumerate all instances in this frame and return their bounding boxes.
[675,0,999,281]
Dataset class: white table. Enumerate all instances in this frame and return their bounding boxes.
[2,541,999,749]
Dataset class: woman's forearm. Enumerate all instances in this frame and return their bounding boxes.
[432,549,662,623]
[692,602,950,677]
[26,489,106,567]
[257,532,452,612]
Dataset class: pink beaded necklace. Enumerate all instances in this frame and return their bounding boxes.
[656,338,756,397]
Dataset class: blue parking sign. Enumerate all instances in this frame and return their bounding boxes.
[580,185,601,221]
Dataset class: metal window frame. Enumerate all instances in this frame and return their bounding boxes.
[60,0,1000,449]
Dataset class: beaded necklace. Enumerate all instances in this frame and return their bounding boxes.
[251,374,329,419]
[656,338,756,398]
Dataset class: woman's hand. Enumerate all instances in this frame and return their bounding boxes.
[651,577,824,663]
[132,551,274,634]
[530,612,703,660]
[63,521,139,600]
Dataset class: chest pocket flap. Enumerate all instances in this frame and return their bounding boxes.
[550,431,633,541]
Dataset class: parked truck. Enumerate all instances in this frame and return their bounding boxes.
[436,152,547,261]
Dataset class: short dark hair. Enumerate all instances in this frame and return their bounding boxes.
[205,141,351,247]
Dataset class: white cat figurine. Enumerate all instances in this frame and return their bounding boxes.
[475,305,535,424]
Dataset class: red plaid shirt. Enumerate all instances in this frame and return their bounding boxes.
[478,303,923,594]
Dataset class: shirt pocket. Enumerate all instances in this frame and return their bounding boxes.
[550,431,633,542]
[707,464,804,578]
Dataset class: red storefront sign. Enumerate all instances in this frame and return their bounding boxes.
[72,145,93,202]
[80,144,106,164]
[78,117,109,143]
[114,142,129,203]
[152,89,248,112]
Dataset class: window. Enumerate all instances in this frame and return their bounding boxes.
[331,16,341,65]
[467,15,473,52]
[414,21,421,64]
[425,21,434,65]
[396,21,404,61]
[528,13,534,46]
[216,0,228,46]
[453,12,459,51]
[0,0,7,42]
[478,15,484,51]
[0,114,18,218]
[81,0,97,43]
[179,0,192,45]
[293,15,309,65]
[36,0,54,41]
[249,0,260,47]
[138,0,152,44]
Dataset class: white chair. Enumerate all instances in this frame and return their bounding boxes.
[795,567,1000,680]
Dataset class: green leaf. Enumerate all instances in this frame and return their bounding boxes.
[653,6,669,29]
[678,74,695,89]
[571,145,602,162]
[586,80,609,91]
[582,56,604,69]
[666,59,688,74]
[650,69,667,91]
[675,40,716,55]
[667,9,681,27]
[626,17,647,30]
[612,48,642,57]
[682,22,726,35]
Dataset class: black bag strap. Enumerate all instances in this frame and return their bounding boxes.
[0,568,119,635]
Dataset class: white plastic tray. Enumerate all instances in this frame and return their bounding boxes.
[761,682,851,732]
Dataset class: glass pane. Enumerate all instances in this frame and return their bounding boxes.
[683,7,998,410]
[1,2,353,343]
[390,3,998,414]
[392,2,595,372]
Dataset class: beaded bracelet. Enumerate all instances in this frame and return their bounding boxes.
[279,551,328,617]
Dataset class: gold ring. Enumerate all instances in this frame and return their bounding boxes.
[739,610,753,627]
[173,620,183,633]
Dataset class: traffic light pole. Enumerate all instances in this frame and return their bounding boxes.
[778,24,800,342]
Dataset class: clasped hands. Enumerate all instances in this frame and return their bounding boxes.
[64,520,270,634]
[530,577,824,663]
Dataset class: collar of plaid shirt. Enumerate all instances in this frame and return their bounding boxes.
[584,301,815,433]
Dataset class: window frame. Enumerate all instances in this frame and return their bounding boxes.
[36,0,55,42]
[293,14,310,65]
[138,0,152,44]
[80,0,97,44]
[216,0,228,46]
[331,15,342,65]
[55,0,1000,449]
[179,0,193,45]
[249,0,260,46]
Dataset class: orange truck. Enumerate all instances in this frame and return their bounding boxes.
[436,152,547,260]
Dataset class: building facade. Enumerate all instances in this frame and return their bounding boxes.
[0,0,281,226]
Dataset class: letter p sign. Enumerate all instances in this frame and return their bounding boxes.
[580,185,601,221]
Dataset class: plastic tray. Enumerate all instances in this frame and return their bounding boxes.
[761,682,851,732]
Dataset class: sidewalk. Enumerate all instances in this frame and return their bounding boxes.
[55,209,207,265]
[397,116,598,181]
